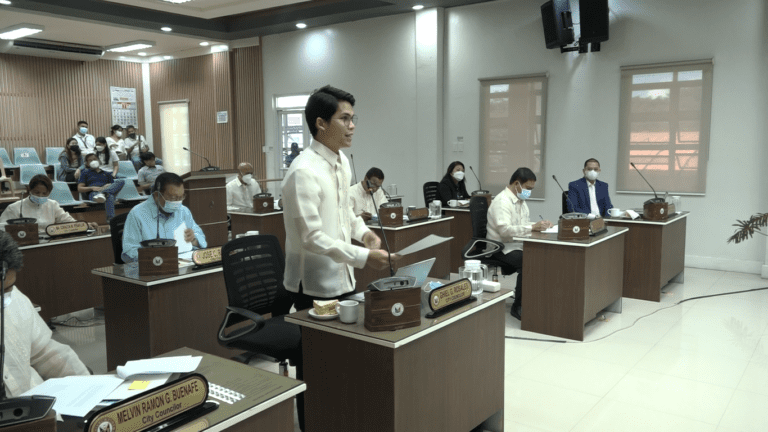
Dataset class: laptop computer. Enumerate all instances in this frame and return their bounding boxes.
[394,257,436,288]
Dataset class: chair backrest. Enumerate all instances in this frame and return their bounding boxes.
[53,163,62,181]
[14,148,42,165]
[46,148,64,165]
[423,181,440,208]
[116,181,142,200]
[562,191,568,214]
[117,161,138,180]
[109,212,130,265]
[221,235,286,324]
[469,195,490,240]
[19,164,47,185]
[0,148,15,168]
[49,181,79,205]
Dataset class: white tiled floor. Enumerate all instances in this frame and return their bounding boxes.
[53,267,768,431]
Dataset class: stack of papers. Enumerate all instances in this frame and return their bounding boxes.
[542,225,559,234]
[22,375,124,417]
[117,356,202,379]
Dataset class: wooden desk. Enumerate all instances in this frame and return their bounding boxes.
[93,264,241,371]
[58,347,306,432]
[183,171,234,248]
[605,212,688,302]
[354,217,452,291]
[516,226,628,341]
[17,234,113,321]
[443,208,471,273]
[229,207,285,251]
[286,289,511,432]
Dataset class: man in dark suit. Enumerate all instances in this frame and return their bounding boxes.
[567,158,613,218]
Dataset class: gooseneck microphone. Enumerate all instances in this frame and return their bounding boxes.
[469,166,489,194]
[182,147,219,172]
[349,154,358,185]
[367,180,394,277]
[553,175,587,219]
[7,192,36,225]
[630,162,664,203]
[1,261,7,401]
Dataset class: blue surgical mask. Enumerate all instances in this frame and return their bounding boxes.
[160,193,183,213]
[79,127,88,135]
[515,184,532,200]
[29,195,48,205]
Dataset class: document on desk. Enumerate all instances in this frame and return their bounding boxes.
[395,235,453,256]
[542,225,559,234]
[173,222,193,260]
[103,373,172,401]
[21,375,124,417]
[117,355,202,379]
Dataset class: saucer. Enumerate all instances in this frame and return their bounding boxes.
[308,309,338,321]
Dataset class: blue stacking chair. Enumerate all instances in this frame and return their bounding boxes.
[14,148,42,165]
[0,148,16,169]
[117,161,138,180]
[116,181,148,202]
[46,147,64,165]
[49,182,84,206]
[52,163,62,182]
[19,164,47,185]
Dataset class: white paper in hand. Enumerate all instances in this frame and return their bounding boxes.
[173,222,193,259]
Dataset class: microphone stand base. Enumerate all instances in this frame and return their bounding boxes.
[200,166,220,172]
[0,396,56,429]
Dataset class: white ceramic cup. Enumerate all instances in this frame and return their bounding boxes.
[246,230,259,236]
[448,199,458,207]
[335,300,359,324]
[608,208,622,218]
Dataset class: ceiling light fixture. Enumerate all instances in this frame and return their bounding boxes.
[138,52,147,56]
[0,1,12,5]
[0,24,44,40]
[412,5,424,10]
[163,55,172,60]
[160,27,172,32]
[106,40,155,53]
[160,0,193,3]
[296,23,307,29]
[199,42,209,46]
[211,45,229,53]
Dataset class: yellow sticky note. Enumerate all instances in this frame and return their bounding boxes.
[129,380,150,390]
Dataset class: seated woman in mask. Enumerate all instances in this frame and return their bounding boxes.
[58,138,85,182]
[93,136,120,177]
[438,161,470,206]
[0,231,90,397]
[0,175,97,231]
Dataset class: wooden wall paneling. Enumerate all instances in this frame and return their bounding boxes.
[231,44,266,189]
[0,54,144,160]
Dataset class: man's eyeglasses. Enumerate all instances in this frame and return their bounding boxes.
[338,115,358,127]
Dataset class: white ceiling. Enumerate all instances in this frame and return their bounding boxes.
[0,8,238,62]
[98,0,309,19]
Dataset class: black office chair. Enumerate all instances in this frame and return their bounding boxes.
[423,181,440,208]
[109,212,130,265]
[562,191,569,215]
[218,235,301,374]
[461,196,510,275]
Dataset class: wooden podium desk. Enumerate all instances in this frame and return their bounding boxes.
[286,288,512,432]
[58,347,306,432]
[182,170,237,248]
[443,207,471,273]
[605,211,688,302]
[515,226,628,341]
[354,217,452,292]
[228,207,285,251]
[16,234,113,322]
[93,263,242,371]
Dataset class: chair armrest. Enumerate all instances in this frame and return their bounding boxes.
[461,238,505,260]
[217,306,266,342]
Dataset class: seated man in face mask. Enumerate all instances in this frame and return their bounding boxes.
[121,172,206,263]
[226,162,262,209]
[567,158,613,218]
[0,231,90,397]
[78,153,125,223]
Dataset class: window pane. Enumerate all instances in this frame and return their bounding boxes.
[679,87,702,111]
[489,98,509,118]
[490,84,509,93]
[632,72,673,84]
[678,70,702,81]
[276,94,309,109]
[631,89,670,112]
[630,121,669,144]
[677,120,700,143]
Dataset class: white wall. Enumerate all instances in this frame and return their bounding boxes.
[444,0,768,273]
[262,0,768,273]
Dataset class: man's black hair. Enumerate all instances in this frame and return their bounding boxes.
[509,167,537,185]
[140,152,155,161]
[152,172,184,194]
[365,167,384,180]
[77,120,88,126]
[584,158,600,168]
[305,85,355,138]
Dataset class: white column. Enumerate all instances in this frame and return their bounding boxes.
[141,63,154,151]
[415,8,445,196]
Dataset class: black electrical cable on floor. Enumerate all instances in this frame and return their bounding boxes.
[504,285,768,344]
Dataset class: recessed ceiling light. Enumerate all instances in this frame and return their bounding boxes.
[0,24,44,40]
[138,52,147,56]
[0,1,12,5]
[119,56,125,59]
[160,0,192,3]
[150,56,163,62]
[106,40,155,53]
[296,23,307,29]
[412,5,424,10]
[211,45,229,52]
[163,55,172,60]
[199,42,209,46]
[161,27,172,32]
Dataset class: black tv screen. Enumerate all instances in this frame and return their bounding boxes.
[541,0,574,49]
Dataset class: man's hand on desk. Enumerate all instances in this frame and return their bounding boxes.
[532,220,553,232]
[87,222,98,229]
[360,211,373,222]
[184,228,200,247]
[366,250,401,270]
[362,231,381,250]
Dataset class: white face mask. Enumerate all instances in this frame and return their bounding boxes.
[241,174,253,183]
[96,145,105,152]
[89,160,100,169]
[452,171,465,181]
[585,170,599,181]
[116,131,123,138]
